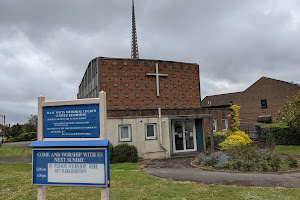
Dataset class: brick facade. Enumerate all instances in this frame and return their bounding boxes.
[78,57,202,118]
[202,108,231,134]
[201,77,299,135]
[232,77,300,129]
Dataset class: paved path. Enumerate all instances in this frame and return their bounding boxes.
[143,157,300,188]
[2,141,31,147]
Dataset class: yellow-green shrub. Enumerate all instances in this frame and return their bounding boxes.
[235,131,252,144]
[219,131,252,151]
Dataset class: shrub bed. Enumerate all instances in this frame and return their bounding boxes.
[195,146,298,172]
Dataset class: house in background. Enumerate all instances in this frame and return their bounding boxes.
[232,77,300,133]
[201,77,300,138]
[201,92,242,134]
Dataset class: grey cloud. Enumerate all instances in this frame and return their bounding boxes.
[0,0,300,125]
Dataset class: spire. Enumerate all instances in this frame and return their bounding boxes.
[131,0,139,59]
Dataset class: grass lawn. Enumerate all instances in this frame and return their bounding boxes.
[275,145,300,155]
[0,146,32,157]
[0,163,300,200]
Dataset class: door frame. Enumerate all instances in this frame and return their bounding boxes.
[172,119,197,153]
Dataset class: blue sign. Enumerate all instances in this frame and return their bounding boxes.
[43,104,100,138]
[32,148,109,187]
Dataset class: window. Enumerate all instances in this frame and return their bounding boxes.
[261,99,267,108]
[145,124,156,140]
[119,125,131,142]
[222,119,228,131]
[212,119,217,132]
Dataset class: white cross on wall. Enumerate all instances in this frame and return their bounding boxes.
[146,63,168,97]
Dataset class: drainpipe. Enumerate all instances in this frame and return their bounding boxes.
[158,107,168,157]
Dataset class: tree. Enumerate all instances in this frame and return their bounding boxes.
[219,104,252,150]
[8,123,23,138]
[24,115,37,133]
[230,104,241,133]
[276,91,300,132]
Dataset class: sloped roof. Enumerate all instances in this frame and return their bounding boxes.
[256,76,300,91]
[201,92,242,108]
[201,76,300,108]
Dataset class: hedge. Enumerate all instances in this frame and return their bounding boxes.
[7,132,37,142]
[266,125,300,145]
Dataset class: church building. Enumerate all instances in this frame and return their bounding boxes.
[77,1,211,159]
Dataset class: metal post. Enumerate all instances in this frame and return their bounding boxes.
[99,91,109,200]
[99,91,107,141]
[37,95,46,200]
[210,116,214,152]
[3,115,5,138]
[202,119,206,152]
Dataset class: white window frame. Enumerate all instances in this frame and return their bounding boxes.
[212,119,217,132]
[222,119,228,131]
[119,124,131,142]
[145,123,156,140]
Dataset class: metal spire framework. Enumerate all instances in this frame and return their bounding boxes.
[131,0,139,59]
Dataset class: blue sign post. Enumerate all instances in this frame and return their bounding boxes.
[30,140,110,187]
[34,92,110,199]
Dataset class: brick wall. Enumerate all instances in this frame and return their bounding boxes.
[98,58,201,117]
[202,108,231,134]
[233,77,299,128]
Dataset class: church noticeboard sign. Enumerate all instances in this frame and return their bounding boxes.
[43,104,100,138]
[30,140,110,187]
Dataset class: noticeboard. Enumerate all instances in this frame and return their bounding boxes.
[43,104,100,138]
[32,147,109,187]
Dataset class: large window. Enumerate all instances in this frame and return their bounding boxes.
[119,125,131,142]
[145,123,156,140]
[222,119,228,131]
[212,119,217,132]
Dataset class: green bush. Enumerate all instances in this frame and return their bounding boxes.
[286,155,298,168]
[266,125,300,145]
[254,123,270,142]
[205,132,227,150]
[111,143,138,164]
[109,142,114,162]
[9,132,37,142]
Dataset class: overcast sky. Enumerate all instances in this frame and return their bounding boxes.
[0,0,300,125]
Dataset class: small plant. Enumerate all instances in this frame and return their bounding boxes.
[286,155,298,168]
[196,152,229,168]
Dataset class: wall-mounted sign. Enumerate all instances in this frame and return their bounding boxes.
[31,143,109,187]
[43,104,100,138]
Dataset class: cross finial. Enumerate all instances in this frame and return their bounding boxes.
[131,0,139,59]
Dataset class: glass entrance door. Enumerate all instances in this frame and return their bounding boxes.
[173,120,196,152]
